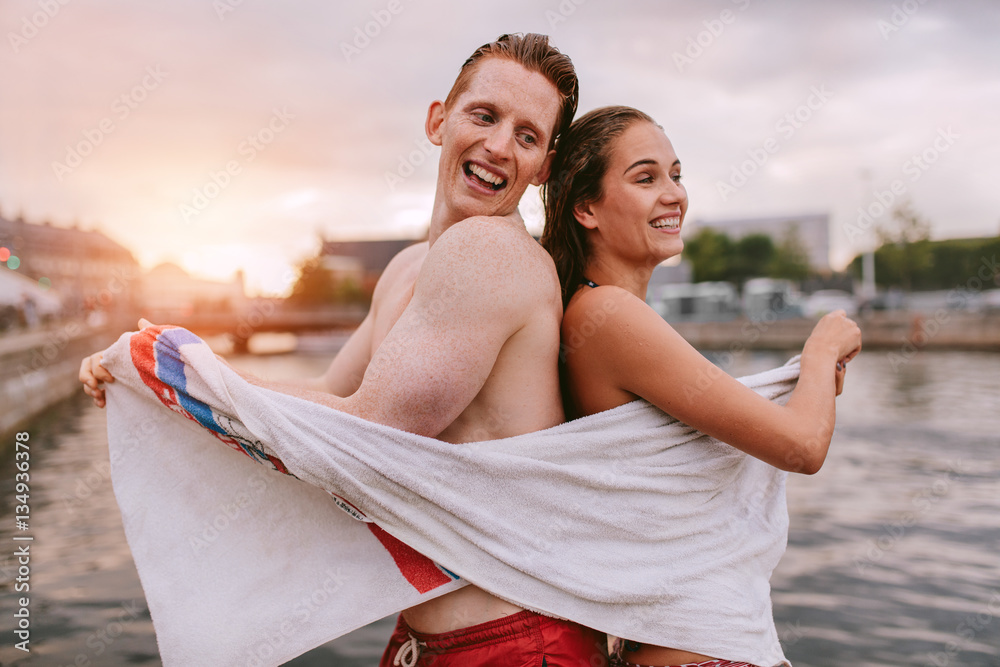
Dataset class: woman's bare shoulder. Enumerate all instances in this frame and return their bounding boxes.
[564,285,674,340]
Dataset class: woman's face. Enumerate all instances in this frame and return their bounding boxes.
[579,121,687,266]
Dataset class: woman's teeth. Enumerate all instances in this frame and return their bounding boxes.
[650,217,680,230]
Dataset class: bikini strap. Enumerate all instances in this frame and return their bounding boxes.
[581,278,600,289]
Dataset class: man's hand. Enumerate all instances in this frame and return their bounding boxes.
[79,350,114,408]
[79,318,157,408]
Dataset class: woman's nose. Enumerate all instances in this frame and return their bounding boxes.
[660,181,686,205]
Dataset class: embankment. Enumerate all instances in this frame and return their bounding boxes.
[0,320,126,438]
[673,311,1000,352]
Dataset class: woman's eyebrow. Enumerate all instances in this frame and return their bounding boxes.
[624,158,656,174]
[624,158,680,174]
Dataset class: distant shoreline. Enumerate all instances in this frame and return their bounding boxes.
[672,310,1000,352]
[2,309,997,442]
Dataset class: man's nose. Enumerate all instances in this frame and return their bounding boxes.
[482,123,513,160]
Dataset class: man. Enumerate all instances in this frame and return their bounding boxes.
[81,34,608,666]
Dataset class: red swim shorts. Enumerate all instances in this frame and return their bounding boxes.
[379,610,609,666]
[612,658,761,667]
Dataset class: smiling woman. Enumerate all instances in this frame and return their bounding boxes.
[570,120,686,292]
[541,106,862,667]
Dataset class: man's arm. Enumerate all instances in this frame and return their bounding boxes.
[246,219,534,437]
[280,242,428,396]
[286,313,374,396]
[82,244,427,408]
[82,313,376,405]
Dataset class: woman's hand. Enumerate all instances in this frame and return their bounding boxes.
[807,310,862,360]
[804,310,861,394]
[835,359,847,396]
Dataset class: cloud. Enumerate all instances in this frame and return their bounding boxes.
[1,0,996,284]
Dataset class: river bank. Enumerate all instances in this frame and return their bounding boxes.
[0,318,128,442]
[2,309,996,445]
[672,310,1000,352]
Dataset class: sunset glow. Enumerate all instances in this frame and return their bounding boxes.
[3,1,997,293]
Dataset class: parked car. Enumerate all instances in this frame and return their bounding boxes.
[982,289,1000,311]
[648,281,740,323]
[742,278,804,321]
[802,289,858,318]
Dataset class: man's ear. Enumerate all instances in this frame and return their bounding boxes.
[425,100,446,146]
[573,201,599,230]
[530,148,556,186]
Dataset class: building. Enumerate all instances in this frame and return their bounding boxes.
[141,263,247,320]
[319,238,420,292]
[648,260,693,289]
[0,215,140,316]
[691,212,831,273]
[0,268,63,330]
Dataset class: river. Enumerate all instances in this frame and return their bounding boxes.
[0,346,997,666]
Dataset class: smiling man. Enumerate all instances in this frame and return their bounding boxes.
[81,34,607,666]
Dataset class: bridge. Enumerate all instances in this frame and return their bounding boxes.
[143,302,369,352]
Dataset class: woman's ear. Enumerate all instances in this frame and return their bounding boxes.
[573,201,599,230]
[425,100,446,146]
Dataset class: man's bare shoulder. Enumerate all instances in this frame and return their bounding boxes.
[429,217,561,307]
[436,216,539,253]
[371,241,429,301]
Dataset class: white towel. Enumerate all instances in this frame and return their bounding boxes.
[103,325,796,666]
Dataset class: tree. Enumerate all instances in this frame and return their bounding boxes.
[849,235,1000,291]
[875,200,931,291]
[877,199,931,246]
[683,228,734,283]
[288,256,366,305]
[684,227,816,285]
[769,224,811,281]
[732,234,775,285]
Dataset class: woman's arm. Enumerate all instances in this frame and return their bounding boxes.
[563,287,861,474]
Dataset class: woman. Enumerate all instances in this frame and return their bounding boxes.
[540,106,861,667]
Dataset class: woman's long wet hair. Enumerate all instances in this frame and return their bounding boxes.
[540,106,656,307]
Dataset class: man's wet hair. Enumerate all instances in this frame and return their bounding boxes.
[444,33,579,149]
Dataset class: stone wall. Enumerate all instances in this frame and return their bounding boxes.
[0,322,123,437]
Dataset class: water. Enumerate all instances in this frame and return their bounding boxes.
[0,348,997,666]
[769,351,1000,666]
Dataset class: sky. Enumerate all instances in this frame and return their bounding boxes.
[2,0,997,296]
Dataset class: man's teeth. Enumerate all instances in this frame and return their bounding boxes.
[650,217,680,230]
[468,163,505,186]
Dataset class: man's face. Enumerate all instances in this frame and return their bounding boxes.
[426,58,561,222]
